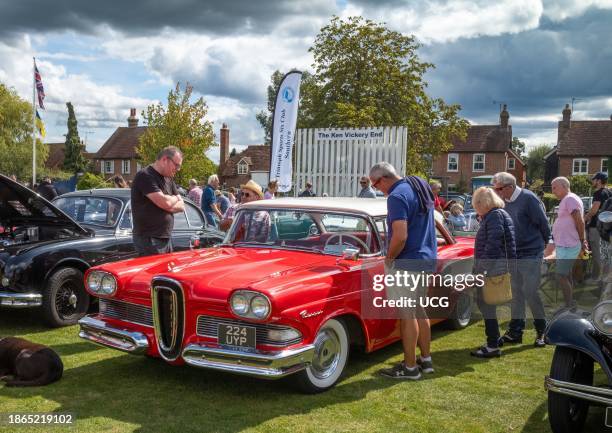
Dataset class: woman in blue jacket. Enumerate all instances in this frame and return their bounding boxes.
[470,187,517,358]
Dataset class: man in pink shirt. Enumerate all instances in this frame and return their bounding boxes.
[547,177,587,306]
[187,179,202,207]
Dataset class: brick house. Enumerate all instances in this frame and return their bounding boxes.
[544,104,612,184]
[218,124,271,189]
[92,108,146,182]
[432,105,526,191]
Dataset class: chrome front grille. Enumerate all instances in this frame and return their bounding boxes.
[99,298,153,327]
[197,315,302,346]
[151,277,185,361]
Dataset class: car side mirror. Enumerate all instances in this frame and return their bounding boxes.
[341,248,360,261]
[190,235,201,250]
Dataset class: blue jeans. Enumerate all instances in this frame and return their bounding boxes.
[133,235,173,257]
[508,254,547,336]
[477,289,500,348]
[204,212,217,228]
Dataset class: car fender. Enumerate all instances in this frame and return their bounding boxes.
[546,310,612,380]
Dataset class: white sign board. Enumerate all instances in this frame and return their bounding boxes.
[315,128,385,142]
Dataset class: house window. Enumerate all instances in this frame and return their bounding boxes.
[602,158,609,173]
[122,160,130,174]
[472,154,485,172]
[447,153,458,172]
[136,162,142,172]
[237,161,249,175]
[104,160,114,174]
[448,184,457,192]
[572,158,588,175]
[507,158,516,170]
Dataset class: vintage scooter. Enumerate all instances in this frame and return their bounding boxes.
[545,210,612,433]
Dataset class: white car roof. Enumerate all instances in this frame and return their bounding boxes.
[239,197,388,217]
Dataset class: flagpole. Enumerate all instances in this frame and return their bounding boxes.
[32,57,37,188]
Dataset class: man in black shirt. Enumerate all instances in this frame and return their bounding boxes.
[37,177,58,201]
[585,172,611,283]
[131,146,185,257]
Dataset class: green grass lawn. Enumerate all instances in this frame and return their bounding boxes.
[0,307,608,433]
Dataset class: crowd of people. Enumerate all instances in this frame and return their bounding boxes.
[26,145,606,381]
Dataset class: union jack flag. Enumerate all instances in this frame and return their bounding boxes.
[34,61,45,109]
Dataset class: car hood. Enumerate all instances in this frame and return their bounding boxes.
[101,246,339,301]
[0,174,88,235]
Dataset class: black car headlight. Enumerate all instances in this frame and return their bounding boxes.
[592,300,612,336]
[87,271,117,296]
[230,290,271,320]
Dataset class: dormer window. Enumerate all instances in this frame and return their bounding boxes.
[237,158,249,175]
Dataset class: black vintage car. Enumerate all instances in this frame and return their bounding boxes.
[545,211,612,433]
[0,174,224,327]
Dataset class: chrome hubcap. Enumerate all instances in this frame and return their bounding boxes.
[310,328,341,379]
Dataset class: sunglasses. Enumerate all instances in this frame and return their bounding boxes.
[494,185,509,191]
[241,191,253,198]
[360,181,368,184]
[371,177,383,189]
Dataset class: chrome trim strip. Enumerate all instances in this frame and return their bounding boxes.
[0,291,42,308]
[78,315,149,354]
[545,376,612,405]
[181,343,315,379]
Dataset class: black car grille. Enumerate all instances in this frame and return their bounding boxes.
[99,299,153,327]
[151,277,185,361]
[196,315,302,346]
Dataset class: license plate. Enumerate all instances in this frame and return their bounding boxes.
[218,323,256,348]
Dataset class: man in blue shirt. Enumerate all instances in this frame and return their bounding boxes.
[369,162,437,380]
[492,172,551,347]
[202,174,223,227]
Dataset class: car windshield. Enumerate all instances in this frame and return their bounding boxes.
[224,209,381,256]
[54,196,123,228]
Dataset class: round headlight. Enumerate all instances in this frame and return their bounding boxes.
[231,293,249,315]
[251,295,270,319]
[87,272,103,293]
[592,301,612,335]
[100,274,117,296]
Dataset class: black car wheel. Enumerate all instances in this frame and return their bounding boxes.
[447,291,473,330]
[42,267,90,327]
[548,346,594,433]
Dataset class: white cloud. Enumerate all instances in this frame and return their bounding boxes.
[542,0,612,21]
[345,0,544,44]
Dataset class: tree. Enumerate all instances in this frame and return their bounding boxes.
[510,137,525,159]
[137,83,217,186]
[526,144,553,181]
[63,102,88,173]
[0,82,48,181]
[295,16,469,175]
[570,175,591,196]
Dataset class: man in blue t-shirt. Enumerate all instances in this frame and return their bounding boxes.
[202,174,223,227]
[369,162,437,380]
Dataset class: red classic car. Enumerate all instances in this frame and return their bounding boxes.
[78,198,475,392]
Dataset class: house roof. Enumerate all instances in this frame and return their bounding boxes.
[507,148,525,165]
[557,120,612,156]
[45,142,65,169]
[450,125,512,153]
[95,126,147,159]
[220,145,271,176]
[45,143,95,169]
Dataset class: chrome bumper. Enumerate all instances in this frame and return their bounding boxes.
[0,291,42,307]
[181,343,315,379]
[78,315,149,354]
[545,376,612,405]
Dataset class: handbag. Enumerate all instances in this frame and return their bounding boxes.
[482,218,513,305]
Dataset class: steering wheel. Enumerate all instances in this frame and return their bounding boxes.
[323,233,370,254]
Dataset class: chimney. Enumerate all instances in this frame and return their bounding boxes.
[500,104,509,128]
[220,123,229,164]
[127,108,139,128]
[562,104,571,128]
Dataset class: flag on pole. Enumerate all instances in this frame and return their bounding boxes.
[34,61,45,109]
[269,71,302,193]
[35,110,46,137]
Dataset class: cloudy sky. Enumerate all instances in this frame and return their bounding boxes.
[1,0,611,162]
